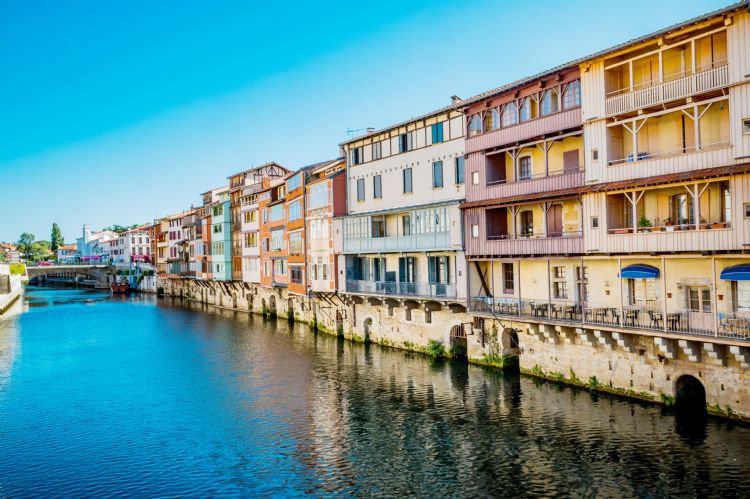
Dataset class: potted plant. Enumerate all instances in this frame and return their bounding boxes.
[711,220,726,229]
[664,217,674,232]
[638,215,652,233]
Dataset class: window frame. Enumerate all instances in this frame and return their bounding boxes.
[403,168,413,193]
[432,161,444,188]
[356,178,365,201]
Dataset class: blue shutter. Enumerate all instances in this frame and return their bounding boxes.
[428,257,436,283]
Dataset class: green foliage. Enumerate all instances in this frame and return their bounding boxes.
[424,339,446,357]
[449,344,467,358]
[530,364,545,377]
[50,223,64,251]
[9,263,26,275]
[638,215,652,228]
[588,375,600,389]
[104,224,142,234]
[569,369,581,384]
[16,232,35,260]
[549,371,565,382]
[659,392,675,407]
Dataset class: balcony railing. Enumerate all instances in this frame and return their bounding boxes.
[470,297,750,342]
[347,279,457,299]
[343,231,451,254]
[608,222,732,235]
[605,63,728,116]
[607,141,730,166]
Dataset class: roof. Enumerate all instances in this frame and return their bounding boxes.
[460,163,750,210]
[226,161,289,180]
[460,1,748,106]
[59,244,76,250]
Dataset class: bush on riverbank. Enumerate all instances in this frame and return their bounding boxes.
[9,263,26,275]
[424,339,446,357]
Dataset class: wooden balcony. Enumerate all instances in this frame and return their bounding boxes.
[466,233,584,257]
[466,107,582,154]
[594,225,741,254]
[481,170,584,201]
[605,64,728,117]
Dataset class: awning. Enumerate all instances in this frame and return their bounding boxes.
[619,264,660,279]
[720,264,750,281]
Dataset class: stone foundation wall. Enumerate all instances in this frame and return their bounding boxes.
[156,278,749,420]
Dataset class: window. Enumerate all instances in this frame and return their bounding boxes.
[431,123,444,144]
[425,309,432,323]
[552,266,567,299]
[744,118,750,135]
[373,175,382,199]
[213,224,222,234]
[576,266,588,303]
[262,209,268,223]
[405,308,412,321]
[273,259,287,276]
[286,173,301,192]
[288,200,301,221]
[351,147,363,165]
[745,203,750,219]
[428,256,450,284]
[289,232,303,254]
[591,216,599,229]
[271,229,284,251]
[540,89,559,116]
[688,287,712,313]
[519,98,533,122]
[399,256,416,283]
[468,115,482,136]
[518,156,532,180]
[455,157,465,184]
[562,80,581,109]
[270,203,284,222]
[722,181,731,223]
[671,193,694,225]
[308,183,328,209]
[471,224,479,238]
[403,168,413,193]
[503,263,514,293]
[402,215,411,236]
[372,141,382,160]
[472,171,479,185]
[399,133,412,153]
[290,266,303,284]
[371,219,385,238]
[432,161,443,188]
[213,205,223,216]
[357,178,365,201]
[592,149,599,161]
[501,103,518,127]
[484,109,499,131]
[244,233,257,248]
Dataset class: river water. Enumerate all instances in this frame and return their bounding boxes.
[0,287,748,497]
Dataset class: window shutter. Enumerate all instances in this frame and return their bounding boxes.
[399,258,406,282]
[428,257,436,283]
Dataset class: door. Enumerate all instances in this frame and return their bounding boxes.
[687,286,713,332]
[546,204,563,237]
[563,150,580,173]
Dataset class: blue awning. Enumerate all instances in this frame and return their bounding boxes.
[720,264,750,281]
[619,264,660,279]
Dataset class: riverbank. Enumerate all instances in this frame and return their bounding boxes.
[153,277,750,423]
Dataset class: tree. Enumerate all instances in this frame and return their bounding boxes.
[51,222,64,251]
[17,233,35,260]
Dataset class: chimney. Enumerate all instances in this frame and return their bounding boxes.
[451,95,462,105]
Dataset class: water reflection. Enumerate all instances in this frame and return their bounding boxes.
[0,289,747,497]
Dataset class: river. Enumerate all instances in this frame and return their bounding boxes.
[0,287,748,497]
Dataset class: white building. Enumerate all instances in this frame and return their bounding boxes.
[76,224,117,261]
[338,101,467,303]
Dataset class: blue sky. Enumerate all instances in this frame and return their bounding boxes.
[0,0,730,243]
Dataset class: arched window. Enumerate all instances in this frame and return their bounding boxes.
[540,89,559,116]
[468,115,482,136]
[501,102,518,128]
[484,108,499,132]
[562,80,581,109]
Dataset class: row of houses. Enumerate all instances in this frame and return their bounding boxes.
[150,3,750,346]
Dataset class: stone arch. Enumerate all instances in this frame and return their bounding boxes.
[363,317,373,342]
[261,298,267,314]
[269,295,277,316]
[448,322,467,358]
[335,309,344,336]
[674,374,707,415]
[287,298,294,321]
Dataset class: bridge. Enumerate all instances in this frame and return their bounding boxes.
[26,264,114,289]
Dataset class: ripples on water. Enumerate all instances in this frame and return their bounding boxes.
[0,287,748,497]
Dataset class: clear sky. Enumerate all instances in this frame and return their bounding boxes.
[0,0,731,243]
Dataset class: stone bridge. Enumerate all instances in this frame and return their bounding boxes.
[27,265,114,288]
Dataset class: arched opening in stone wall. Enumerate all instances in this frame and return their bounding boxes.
[675,375,707,415]
[269,295,277,317]
[335,310,344,336]
[449,324,467,358]
[363,317,372,342]
[287,298,294,322]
